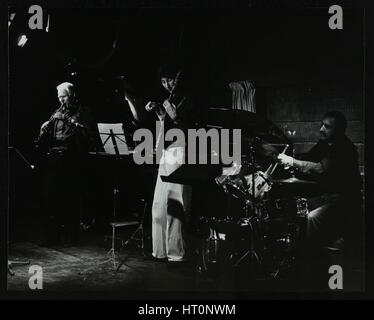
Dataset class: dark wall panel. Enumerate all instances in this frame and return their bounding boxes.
[274,120,363,143]
[265,82,364,171]
[267,83,363,122]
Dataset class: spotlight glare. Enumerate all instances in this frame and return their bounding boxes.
[17,34,28,47]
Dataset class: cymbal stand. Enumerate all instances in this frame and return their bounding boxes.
[231,146,263,276]
[233,215,261,260]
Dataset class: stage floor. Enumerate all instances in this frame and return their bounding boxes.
[7,230,365,296]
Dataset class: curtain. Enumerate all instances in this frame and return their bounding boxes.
[228,80,256,113]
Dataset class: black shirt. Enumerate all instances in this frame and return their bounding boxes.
[298,135,361,196]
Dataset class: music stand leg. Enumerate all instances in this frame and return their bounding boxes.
[108,224,117,269]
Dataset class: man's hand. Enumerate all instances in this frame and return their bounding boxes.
[277,153,294,167]
[162,99,177,120]
[145,101,156,112]
[40,121,50,131]
[162,99,173,110]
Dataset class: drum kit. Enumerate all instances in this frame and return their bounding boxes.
[197,108,318,280]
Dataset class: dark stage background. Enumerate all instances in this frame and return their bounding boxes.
[8,8,364,242]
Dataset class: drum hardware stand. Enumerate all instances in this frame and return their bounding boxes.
[232,217,263,280]
[233,144,290,278]
[8,146,32,276]
[270,254,294,280]
[230,146,261,274]
[268,145,299,280]
[232,145,262,273]
[268,232,298,280]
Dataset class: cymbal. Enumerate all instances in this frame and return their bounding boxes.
[255,142,282,159]
[203,108,290,144]
[271,177,317,185]
[203,108,268,129]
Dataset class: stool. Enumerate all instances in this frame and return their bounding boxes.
[107,221,139,268]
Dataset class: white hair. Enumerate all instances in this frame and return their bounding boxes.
[56,82,75,96]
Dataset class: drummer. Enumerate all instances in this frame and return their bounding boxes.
[277,111,362,251]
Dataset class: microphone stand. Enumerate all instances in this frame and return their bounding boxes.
[8,146,32,276]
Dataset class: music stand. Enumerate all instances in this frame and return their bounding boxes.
[98,123,132,157]
[97,123,141,269]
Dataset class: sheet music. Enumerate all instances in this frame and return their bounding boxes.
[97,123,131,155]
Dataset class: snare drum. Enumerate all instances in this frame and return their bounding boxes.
[224,176,249,202]
[215,162,243,193]
[215,162,249,202]
[244,171,272,200]
[216,170,272,203]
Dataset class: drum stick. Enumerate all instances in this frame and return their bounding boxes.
[268,144,289,176]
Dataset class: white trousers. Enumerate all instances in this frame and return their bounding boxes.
[152,147,192,261]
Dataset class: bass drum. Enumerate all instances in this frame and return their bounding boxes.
[197,217,260,275]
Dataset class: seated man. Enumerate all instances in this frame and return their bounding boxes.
[277,111,362,251]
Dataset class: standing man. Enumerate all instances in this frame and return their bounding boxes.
[145,63,196,262]
[277,111,362,250]
[36,82,96,246]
